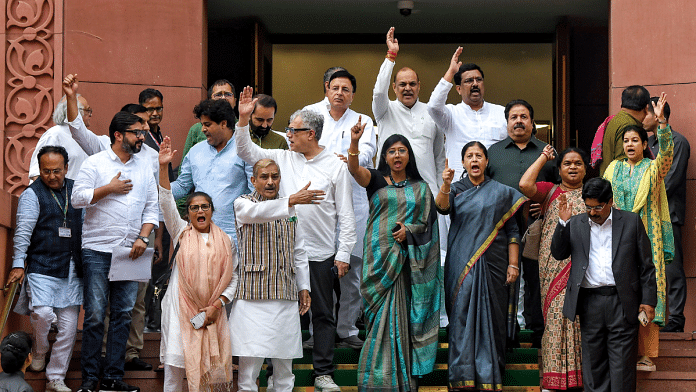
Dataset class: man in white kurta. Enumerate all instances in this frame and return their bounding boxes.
[237,86,356,392]
[427,47,507,181]
[231,158,312,392]
[307,70,376,349]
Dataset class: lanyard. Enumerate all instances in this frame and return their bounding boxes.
[149,130,161,148]
[50,186,68,226]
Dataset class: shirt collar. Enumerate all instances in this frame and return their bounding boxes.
[397,98,421,111]
[106,145,134,164]
[462,101,488,113]
[588,209,613,229]
[502,135,544,150]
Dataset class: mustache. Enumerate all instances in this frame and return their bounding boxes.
[470,87,481,93]
[513,122,526,129]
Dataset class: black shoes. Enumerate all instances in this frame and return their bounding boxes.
[124,357,153,371]
[100,379,141,392]
[76,380,98,392]
[660,321,685,333]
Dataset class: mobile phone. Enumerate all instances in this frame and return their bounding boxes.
[392,224,401,233]
[638,310,649,327]
[331,264,351,278]
[190,311,206,330]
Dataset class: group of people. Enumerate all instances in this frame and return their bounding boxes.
[1,27,690,392]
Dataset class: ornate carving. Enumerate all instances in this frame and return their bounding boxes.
[4,0,56,194]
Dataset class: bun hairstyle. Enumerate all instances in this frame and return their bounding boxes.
[1,331,32,373]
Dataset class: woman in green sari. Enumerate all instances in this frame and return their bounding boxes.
[347,118,441,392]
[603,93,674,372]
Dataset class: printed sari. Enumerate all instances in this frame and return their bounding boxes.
[358,180,441,392]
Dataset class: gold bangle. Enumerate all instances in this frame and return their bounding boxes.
[347,150,360,156]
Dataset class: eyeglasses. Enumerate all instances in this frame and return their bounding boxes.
[212,92,234,99]
[145,106,163,113]
[41,168,64,175]
[462,77,483,85]
[585,203,607,212]
[188,203,211,212]
[123,130,147,137]
[285,127,312,134]
[80,108,93,116]
[386,148,408,156]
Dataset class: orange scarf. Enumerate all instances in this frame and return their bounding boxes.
[177,223,234,392]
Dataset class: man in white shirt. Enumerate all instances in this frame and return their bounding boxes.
[28,92,99,181]
[72,111,159,392]
[303,66,346,114]
[236,86,355,392]
[311,70,376,350]
[427,47,507,180]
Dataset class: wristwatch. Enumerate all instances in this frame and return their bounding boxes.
[137,235,150,245]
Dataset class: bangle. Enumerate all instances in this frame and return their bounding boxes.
[658,119,667,124]
[347,150,360,156]
[386,50,397,61]
[439,188,451,194]
[219,298,226,307]
[508,265,519,270]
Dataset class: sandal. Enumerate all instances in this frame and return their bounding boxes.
[154,363,165,372]
[636,356,656,372]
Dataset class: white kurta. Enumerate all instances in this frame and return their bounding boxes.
[158,186,238,368]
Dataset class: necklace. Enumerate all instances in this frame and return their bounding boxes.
[389,173,408,188]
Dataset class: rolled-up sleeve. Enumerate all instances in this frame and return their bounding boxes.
[71,159,97,208]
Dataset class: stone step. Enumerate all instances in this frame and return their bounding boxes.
[653,348,696,369]
[637,371,696,391]
[656,332,696,350]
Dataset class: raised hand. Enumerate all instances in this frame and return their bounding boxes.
[558,193,572,222]
[109,172,133,195]
[542,144,555,161]
[386,27,399,54]
[351,115,367,142]
[288,181,326,207]
[158,136,177,166]
[62,74,78,97]
[442,158,455,186]
[444,47,463,82]
[238,86,258,124]
[652,92,668,123]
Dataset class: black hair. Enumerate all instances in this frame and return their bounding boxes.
[138,88,163,105]
[556,147,589,170]
[1,331,32,373]
[207,79,236,99]
[253,94,277,114]
[377,134,423,181]
[453,63,484,86]
[120,103,148,115]
[621,85,650,111]
[328,70,357,93]
[460,141,488,160]
[322,67,345,93]
[184,191,215,213]
[622,124,649,143]
[582,177,613,203]
[504,99,535,121]
[650,96,670,121]
[193,99,236,127]
[108,111,143,144]
[37,145,69,167]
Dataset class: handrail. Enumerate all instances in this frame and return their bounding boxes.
[0,281,19,335]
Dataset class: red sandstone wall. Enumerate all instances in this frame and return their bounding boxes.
[610,0,696,332]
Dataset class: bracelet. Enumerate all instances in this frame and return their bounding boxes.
[508,265,519,270]
[219,298,226,307]
[347,150,360,156]
[439,188,451,194]
[658,119,667,124]
[386,50,397,61]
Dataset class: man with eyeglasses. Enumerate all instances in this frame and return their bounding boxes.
[7,145,84,392]
[551,177,656,392]
[170,98,253,244]
[427,47,507,181]
[29,83,107,182]
[236,87,356,392]
[72,111,159,392]
[139,88,176,181]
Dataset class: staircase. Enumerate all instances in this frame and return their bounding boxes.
[25,329,542,391]
[636,332,696,391]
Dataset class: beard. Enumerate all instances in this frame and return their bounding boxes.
[122,140,142,154]
[251,122,271,138]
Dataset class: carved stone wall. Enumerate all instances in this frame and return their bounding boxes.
[3,0,61,195]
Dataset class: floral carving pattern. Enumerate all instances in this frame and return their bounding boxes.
[4,0,56,194]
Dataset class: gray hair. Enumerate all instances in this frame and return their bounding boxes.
[289,109,324,140]
[322,66,345,93]
[52,94,83,125]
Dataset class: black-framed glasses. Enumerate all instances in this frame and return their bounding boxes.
[285,127,312,134]
[41,168,65,176]
[463,77,483,85]
[123,130,147,137]
[145,106,163,113]
[80,107,93,116]
[585,203,607,212]
[188,203,211,212]
[212,92,234,99]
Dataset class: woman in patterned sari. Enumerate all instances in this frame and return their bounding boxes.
[519,146,588,391]
[435,141,526,391]
[347,118,441,392]
[603,93,674,372]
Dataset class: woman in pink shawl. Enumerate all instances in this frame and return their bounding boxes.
[158,137,238,392]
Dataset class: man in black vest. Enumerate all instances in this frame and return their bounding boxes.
[7,146,83,392]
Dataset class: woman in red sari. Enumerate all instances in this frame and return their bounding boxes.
[519,146,588,391]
